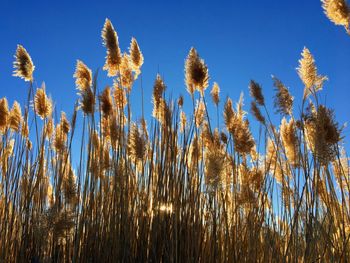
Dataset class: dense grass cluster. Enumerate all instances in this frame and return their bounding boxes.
[1,13,350,262]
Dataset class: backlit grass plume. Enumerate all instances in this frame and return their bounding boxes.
[34,84,52,119]
[102,18,122,76]
[99,86,113,118]
[322,0,350,34]
[210,82,220,106]
[280,117,300,167]
[185,47,209,96]
[272,75,294,116]
[9,101,22,132]
[2,17,350,263]
[13,45,35,82]
[74,60,92,91]
[249,80,265,106]
[119,53,134,92]
[297,47,327,98]
[0,98,10,133]
[129,37,144,78]
[74,60,95,114]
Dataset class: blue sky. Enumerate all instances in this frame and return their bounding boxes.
[1,0,350,149]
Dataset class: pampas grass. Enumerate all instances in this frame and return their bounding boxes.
[1,15,350,263]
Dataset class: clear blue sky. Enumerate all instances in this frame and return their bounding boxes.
[1,0,350,147]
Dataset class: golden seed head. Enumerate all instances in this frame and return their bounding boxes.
[129,37,144,77]
[34,84,52,119]
[232,118,255,155]
[54,124,67,152]
[9,101,22,132]
[250,101,265,124]
[224,98,235,131]
[74,60,92,91]
[129,122,147,163]
[249,80,265,106]
[153,98,170,125]
[297,47,327,97]
[322,0,350,30]
[205,146,226,190]
[63,168,78,206]
[60,112,70,134]
[153,74,166,107]
[0,98,10,132]
[74,61,95,115]
[102,18,122,77]
[119,53,134,92]
[280,118,300,167]
[13,45,35,82]
[109,112,121,147]
[113,82,127,109]
[266,138,284,184]
[304,104,341,164]
[185,47,209,96]
[21,120,29,138]
[272,75,294,116]
[100,86,113,118]
[46,118,54,139]
[194,100,205,128]
[298,47,317,89]
[210,82,220,106]
[180,110,187,133]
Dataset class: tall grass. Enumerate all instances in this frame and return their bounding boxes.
[1,16,350,262]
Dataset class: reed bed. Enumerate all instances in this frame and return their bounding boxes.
[1,12,350,262]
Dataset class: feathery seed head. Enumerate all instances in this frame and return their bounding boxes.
[298,47,317,90]
[46,118,54,139]
[9,101,22,132]
[13,45,35,82]
[205,146,226,190]
[102,18,122,76]
[113,82,127,109]
[60,112,70,134]
[74,60,92,91]
[280,118,300,167]
[129,37,144,77]
[185,47,209,96]
[251,101,265,124]
[232,118,255,155]
[0,98,10,133]
[74,62,95,115]
[153,74,166,107]
[210,82,220,106]
[129,122,147,164]
[195,100,206,128]
[34,84,52,119]
[304,104,341,164]
[119,53,134,92]
[272,76,294,116]
[249,80,265,106]
[297,48,327,97]
[54,124,67,152]
[100,86,113,118]
[224,98,235,131]
[322,0,350,33]
[180,110,187,133]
